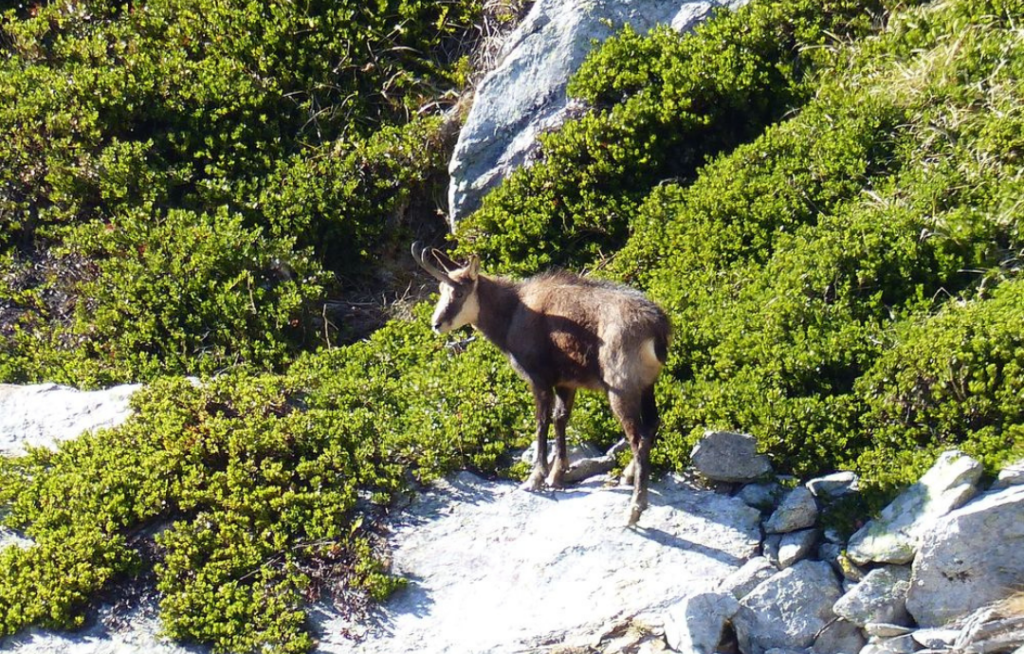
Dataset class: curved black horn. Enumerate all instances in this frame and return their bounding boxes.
[411,242,452,283]
[429,247,460,273]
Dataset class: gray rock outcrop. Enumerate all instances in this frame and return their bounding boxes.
[447,0,748,224]
[733,560,843,654]
[691,431,772,483]
[846,450,983,565]
[833,566,912,627]
[906,484,1024,628]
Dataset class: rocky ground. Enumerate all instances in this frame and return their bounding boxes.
[1,385,1022,654]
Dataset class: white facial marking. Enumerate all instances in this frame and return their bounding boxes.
[431,281,479,334]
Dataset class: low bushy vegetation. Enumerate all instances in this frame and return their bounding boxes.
[0,0,478,383]
[455,0,927,274]
[1,0,1022,651]
[612,0,1024,492]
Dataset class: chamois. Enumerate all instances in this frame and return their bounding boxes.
[412,243,670,526]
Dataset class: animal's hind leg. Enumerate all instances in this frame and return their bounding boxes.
[632,385,659,524]
[522,386,554,491]
[609,390,653,526]
[546,387,576,488]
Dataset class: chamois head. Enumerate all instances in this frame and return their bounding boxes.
[411,242,480,334]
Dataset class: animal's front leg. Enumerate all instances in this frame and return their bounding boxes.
[545,387,576,488]
[521,386,554,491]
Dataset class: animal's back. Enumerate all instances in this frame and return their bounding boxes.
[516,272,670,389]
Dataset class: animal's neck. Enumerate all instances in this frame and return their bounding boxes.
[472,275,520,352]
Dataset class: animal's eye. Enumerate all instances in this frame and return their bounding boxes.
[453,288,465,299]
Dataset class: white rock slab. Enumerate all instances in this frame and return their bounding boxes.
[906,484,1024,627]
[317,472,762,653]
[0,383,141,456]
[846,450,982,565]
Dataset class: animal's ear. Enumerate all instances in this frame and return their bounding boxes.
[465,255,480,280]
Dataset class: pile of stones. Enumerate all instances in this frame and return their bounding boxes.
[651,431,1024,654]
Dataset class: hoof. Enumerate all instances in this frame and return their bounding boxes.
[627,503,644,527]
[545,465,566,489]
[520,469,547,491]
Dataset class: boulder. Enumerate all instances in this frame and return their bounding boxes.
[717,557,777,600]
[991,457,1024,490]
[813,618,867,654]
[564,454,616,483]
[846,450,983,565]
[911,628,959,649]
[952,599,1024,654]
[736,482,784,511]
[764,486,818,533]
[905,484,1024,627]
[807,471,859,499]
[819,542,844,574]
[833,566,912,628]
[777,529,818,569]
[864,624,914,639]
[763,534,783,568]
[733,560,843,654]
[859,634,919,654]
[691,431,772,483]
[448,0,749,223]
[0,382,141,456]
[520,438,603,466]
[663,591,740,654]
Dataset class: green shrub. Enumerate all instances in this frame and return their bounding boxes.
[259,116,453,281]
[855,280,1024,494]
[0,372,392,652]
[455,0,922,276]
[1,207,327,386]
[0,0,480,385]
[614,0,1024,489]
